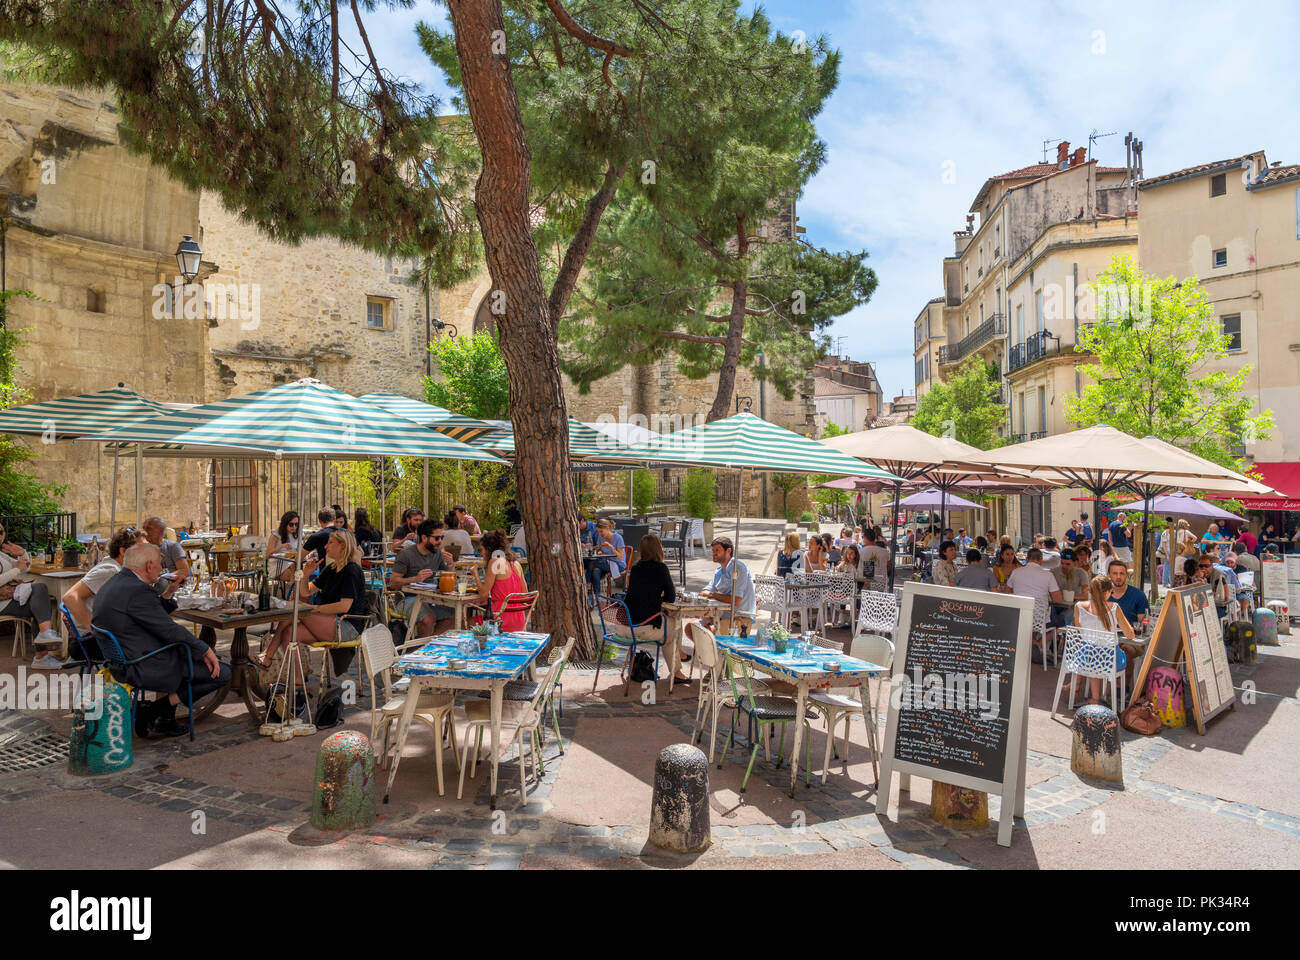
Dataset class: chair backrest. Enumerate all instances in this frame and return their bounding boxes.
[686,619,720,671]
[857,589,899,632]
[596,595,633,639]
[508,524,522,538]
[90,625,127,674]
[1061,626,1120,678]
[1031,596,1049,631]
[659,520,676,539]
[530,637,574,714]
[848,632,894,673]
[360,623,396,689]
[754,574,787,612]
[824,572,856,602]
[498,590,539,629]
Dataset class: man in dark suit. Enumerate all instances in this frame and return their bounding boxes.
[92,543,230,738]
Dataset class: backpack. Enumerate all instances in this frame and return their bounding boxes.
[314,685,346,729]
[629,650,657,683]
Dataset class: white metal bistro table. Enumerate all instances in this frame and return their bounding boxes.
[401,584,484,632]
[715,634,885,796]
[387,630,550,808]
[660,596,729,697]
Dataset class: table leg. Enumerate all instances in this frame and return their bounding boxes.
[789,681,809,797]
[489,679,504,810]
[663,613,680,699]
[455,601,464,631]
[383,678,424,803]
[859,678,879,787]
[407,597,421,636]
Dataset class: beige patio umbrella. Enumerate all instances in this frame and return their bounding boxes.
[820,425,1036,587]
[963,425,1276,594]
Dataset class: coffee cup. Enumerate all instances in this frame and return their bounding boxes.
[1062,590,1074,603]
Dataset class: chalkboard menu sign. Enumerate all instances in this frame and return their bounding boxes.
[878,582,1034,847]
[1133,582,1235,734]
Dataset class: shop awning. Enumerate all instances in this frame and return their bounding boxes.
[1215,462,1300,511]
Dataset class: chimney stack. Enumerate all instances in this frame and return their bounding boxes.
[1072,147,1086,167]
[1056,141,1071,167]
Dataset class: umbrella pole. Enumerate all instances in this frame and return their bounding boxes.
[887,479,902,591]
[109,446,119,530]
[730,468,744,632]
[1093,494,1102,551]
[135,443,143,527]
[380,457,386,539]
[423,457,429,517]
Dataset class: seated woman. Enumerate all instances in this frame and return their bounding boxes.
[474,529,529,632]
[796,534,829,573]
[265,511,301,584]
[0,524,62,668]
[992,543,1020,593]
[822,532,841,565]
[443,509,475,558]
[1073,573,1135,704]
[1093,539,1115,576]
[252,529,366,679]
[352,508,383,555]
[624,534,687,683]
[931,540,958,587]
[775,532,803,576]
[837,543,864,584]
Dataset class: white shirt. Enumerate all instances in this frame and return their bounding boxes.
[1039,550,1061,574]
[1008,562,1060,605]
[860,544,891,576]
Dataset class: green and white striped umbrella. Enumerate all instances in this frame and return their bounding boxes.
[356,393,500,443]
[474,417,648,464]
[0,384,170,438]
[81,379,506,462]
[620,410,903,480]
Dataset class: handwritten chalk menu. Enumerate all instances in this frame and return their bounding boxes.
[1133,582,1235,735]
[877,582,1034,847]
[1287,556,1300,615]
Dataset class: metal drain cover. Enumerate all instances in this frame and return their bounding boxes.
[0,733,69,772]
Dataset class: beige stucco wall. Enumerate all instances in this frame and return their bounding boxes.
[2,84,208,534]
[1137,162,1300,461]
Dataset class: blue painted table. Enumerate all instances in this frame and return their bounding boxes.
[388,630,550,808]
[715,635,885,795]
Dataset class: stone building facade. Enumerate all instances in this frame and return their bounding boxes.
[3,83,818,532]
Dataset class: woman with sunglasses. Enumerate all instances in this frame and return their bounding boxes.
[265,511,301,584]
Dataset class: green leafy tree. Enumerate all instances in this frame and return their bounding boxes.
[423,331,509,421]
[682,467,717,521]
[1066,256,1273,469]
[912,356,1007,450]
[771,472,804,519]
[809,421,852,517]
[631,470,656,514]
[556,11,876,421]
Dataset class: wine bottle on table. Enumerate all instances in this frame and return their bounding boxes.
[258,571,271,611]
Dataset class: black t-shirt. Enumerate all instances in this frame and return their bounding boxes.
[314,562,367,621]
[625,560,676,627]
[303,527,332,562]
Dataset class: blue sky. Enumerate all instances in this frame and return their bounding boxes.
[358,1,1300,399]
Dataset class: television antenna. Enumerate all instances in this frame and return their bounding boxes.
[1041,138,1064,163]
[1087,129,1117,161]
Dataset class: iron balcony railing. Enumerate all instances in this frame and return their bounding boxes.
[938,313,1005,365]
[1007,329,1064,373]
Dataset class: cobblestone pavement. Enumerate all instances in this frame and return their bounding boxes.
[4,639,1298,869]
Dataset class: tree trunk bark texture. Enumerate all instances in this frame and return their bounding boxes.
[447,0,592,656]
[706,217,749,423]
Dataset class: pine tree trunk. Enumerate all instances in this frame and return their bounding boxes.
[707,218,750,423]
[447,0,591,656]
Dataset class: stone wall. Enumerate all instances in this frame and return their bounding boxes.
[1,84,208,534]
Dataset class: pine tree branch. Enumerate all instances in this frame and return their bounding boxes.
[549,160,626,332]
[649,330,756,347]
[543,0,636,57]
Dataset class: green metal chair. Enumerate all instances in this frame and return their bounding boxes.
[720,650,814,793]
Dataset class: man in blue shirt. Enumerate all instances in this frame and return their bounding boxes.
[1080,513,1094,545]
[1106,512,1132,564]
[1107,558,1148,689]
[584,518,626,598]
[701,537,756,634]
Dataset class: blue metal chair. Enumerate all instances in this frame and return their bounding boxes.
[90,625,196,741]
[59,604,105,678]
[591,595,667,697]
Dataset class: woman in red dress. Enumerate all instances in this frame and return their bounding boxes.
[474,529,528,632]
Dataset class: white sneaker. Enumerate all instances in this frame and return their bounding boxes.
[31,652,65,670]
[35,629,62,644]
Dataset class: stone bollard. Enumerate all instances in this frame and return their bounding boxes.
[1147,666,1186,727]
[311,730,377,831]
[1253,607,1279,647]
[1070,704,1122,782]
[930,781,988,829]
[648,743,711,854]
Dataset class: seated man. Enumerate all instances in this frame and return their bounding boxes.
[700,537,756,634]
[1050,548,1090,628]
[388,520,456,637]
[302,507,337,562]
[954,549,997,591]
[1223,552,1253,619]
[143,515,190,599]
[1007,548,1062,663]
[392,508,424,549]
[92,543,230,739]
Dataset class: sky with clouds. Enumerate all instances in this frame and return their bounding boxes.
[358,0,1300,400]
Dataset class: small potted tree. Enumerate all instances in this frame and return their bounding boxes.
[683,467,718,544]
[632,469,656,517]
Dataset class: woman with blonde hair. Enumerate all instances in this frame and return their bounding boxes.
[253,528,367,672]
[776,531,803,576]
[1072,573,1134,704]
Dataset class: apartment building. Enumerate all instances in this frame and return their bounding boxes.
[913,297,945,397]
[813,357,883,432]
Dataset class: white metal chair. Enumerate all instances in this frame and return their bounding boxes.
[1050,626,1126,717]
[1031,596,1058,671]
[854,589,899,641]
[688,518,705,556]
[810,632,892,785]
[822,572,858,628]
[755,574,793,628]
[788,572,829,632]
[687,620,770,764]
[359,624,460,796]
[458,638,574,804]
